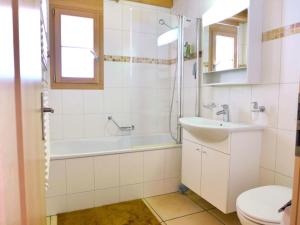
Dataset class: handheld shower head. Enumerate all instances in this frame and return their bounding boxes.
[158,19,173,29]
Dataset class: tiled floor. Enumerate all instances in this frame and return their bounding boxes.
[144,192,242,225]
[46,191,241,225]
[46,215,57,225]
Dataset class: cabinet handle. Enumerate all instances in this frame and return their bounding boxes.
[202,150,207,154]
[196,148,201,151]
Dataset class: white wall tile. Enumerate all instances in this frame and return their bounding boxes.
[157,65,171,88]
[104,0,122,30]
[49,90,62,114]
[143,180,165,198]
[130,88,156,113]
[94,188,119,207]
[120,184,143,202]
[46,196,67,216]
[104,88,126,114]
[84,115,106,138]
[229,86,252,123]
[104,62,124,88]
[66,157,94,193]
[164,177,180,193]
[120,152,143,185]
[50,115,63,140]
[260,128,277,170]
[157,89,171,113]
[122,5,141,32]
[260,168,275,186]
[83,90,104,114]
[62,115,84,139]
[280,34,300,84]
[47,160,66,197]
[129,63,157,88]
[131,112,158,135]
[144,150,165,182]
[251,85,279,128]
[164,148,181,179]
[123,32,157,58]
[183,87,197,117]
[104,29,123,56]
[278,83,298,131]
[282,0,300,25]
[276,130,296,177]
[66,191,94,212]
[275,174,293,188]
[139,8,157,34]
[261,39,281,84]
[95,154,119,189]
[262,0,282,31]
[61,90,84,114]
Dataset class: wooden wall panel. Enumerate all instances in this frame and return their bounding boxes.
[50,0,102,11]
[129,0,173,8]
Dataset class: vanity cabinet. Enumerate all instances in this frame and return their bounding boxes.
[181,130,262,213]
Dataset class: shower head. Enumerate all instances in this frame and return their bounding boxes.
[158,19,173,29]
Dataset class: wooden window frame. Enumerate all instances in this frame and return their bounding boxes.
[209,24,238,72]
[50,5,103,89]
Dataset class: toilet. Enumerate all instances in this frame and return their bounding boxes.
[236,186,292,225]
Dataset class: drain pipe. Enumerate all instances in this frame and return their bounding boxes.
[196,18,203,117]
[176,15,185,144]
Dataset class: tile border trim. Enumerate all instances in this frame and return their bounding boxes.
[262,22,300,42]
[104,55,196,65]
[104,55,176,65]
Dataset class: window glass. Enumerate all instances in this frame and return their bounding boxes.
[60,15,94,78]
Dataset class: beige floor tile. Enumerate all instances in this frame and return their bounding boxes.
[142,199,163,222]
[146,193,203,221]
[50,215,57,225]
[46,217,50,225]
[185,190,215,210]
[209,209,241,225]
[166,212,224,225]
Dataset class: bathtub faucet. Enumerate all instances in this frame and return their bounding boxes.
[107,116,135,132]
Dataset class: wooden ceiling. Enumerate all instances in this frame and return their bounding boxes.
[128,0,173,8]
[220,9,248,26]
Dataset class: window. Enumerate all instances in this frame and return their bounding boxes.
[50,7,103,89]
[209,24,237,72]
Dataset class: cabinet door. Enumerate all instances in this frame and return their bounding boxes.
[181,139,202,195]
[201,147,230,213]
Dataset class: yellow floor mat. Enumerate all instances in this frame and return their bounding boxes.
[57,199,161,225]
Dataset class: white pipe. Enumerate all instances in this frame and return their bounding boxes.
[196,18,203,117]
[176,15,184,144]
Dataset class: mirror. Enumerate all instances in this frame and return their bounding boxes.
[203,9,248,73]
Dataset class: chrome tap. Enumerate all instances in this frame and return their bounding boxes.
[216,104,230,122]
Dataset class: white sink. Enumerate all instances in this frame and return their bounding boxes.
[179,117,264,142]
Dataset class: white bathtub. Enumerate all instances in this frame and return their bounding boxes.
[46,134,182,215]
[50,134,178,160]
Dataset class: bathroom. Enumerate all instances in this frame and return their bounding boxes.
[0,0,299,224]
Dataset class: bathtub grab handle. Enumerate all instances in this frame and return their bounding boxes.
[108,116,135,132]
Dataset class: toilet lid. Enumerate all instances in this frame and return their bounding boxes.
[236,186,292,224]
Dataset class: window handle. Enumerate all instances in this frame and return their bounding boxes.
[90,50,99,61]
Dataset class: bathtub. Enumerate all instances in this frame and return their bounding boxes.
[50,134,178,160]
[46,134,182,215]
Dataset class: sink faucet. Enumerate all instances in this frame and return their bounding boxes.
[216,104,230,122]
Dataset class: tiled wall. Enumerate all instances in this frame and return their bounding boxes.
[49,0,177,140]
[46,147,181,215]
[197,0,300,188]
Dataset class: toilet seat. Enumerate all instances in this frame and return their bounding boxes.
[237,205,280,225]
[236,186,292,224]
